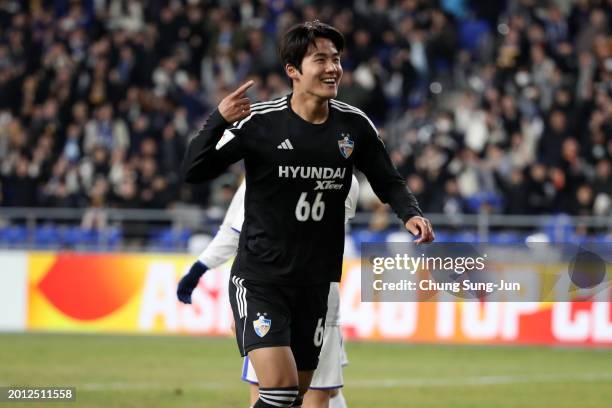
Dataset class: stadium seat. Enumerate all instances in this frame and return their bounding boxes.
[33,225,62,249]
[0,225,29,247]
[97,227,122,248]
[431,231,450,242]
[450,231,479,243]
[465,193,504,213]
[488,232,525,244]
[351,229,386,250]
[593,233,612,243]
[60,226,97,248]
[150,227,192,251]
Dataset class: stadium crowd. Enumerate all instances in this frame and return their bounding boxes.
[0,0,610,223]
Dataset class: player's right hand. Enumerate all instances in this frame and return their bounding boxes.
[218,80,254,123]
[177,261,208,304]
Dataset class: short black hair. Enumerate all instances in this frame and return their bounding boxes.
[279,20,345,73]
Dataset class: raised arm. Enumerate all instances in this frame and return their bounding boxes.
[182,81,254,182]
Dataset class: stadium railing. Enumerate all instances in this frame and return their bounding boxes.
[0,207,610,250]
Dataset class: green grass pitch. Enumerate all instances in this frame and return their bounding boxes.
[1,333,611,407]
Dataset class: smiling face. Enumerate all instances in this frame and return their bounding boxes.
[286,37,343,100]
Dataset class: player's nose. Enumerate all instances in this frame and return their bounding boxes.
[324,62,339,76]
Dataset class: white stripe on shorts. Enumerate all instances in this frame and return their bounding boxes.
[232,276,247,318]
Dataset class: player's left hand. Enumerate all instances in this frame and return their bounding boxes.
[405,216,435,244]
[177,261,208,304]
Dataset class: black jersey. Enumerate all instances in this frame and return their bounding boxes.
[183,95,422,285]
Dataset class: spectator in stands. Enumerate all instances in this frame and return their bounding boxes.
[84,104,129,154]
[81,177,109,230]
[2,154,39,207]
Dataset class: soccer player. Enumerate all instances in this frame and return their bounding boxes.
[177,175,359,407]
[182,20,434,408]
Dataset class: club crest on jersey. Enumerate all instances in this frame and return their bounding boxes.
[253,313,271,338]
[338,133,354,159]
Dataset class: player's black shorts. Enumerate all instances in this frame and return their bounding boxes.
[228,275,329,371]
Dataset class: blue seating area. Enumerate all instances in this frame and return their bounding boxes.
[148,227,192,251]
[0,224,609,251]
[0,225,29,244]
[0,225,122,249]
[352,229,612,245]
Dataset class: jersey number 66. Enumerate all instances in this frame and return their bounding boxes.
[295,192,325,222]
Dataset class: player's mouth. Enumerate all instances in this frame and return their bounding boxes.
[321,78,337,87]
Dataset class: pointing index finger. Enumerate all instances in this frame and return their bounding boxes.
[232,80,255,97]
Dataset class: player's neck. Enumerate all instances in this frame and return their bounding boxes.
[289,91,329,124]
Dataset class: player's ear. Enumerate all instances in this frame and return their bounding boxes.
[285,63,300,81]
